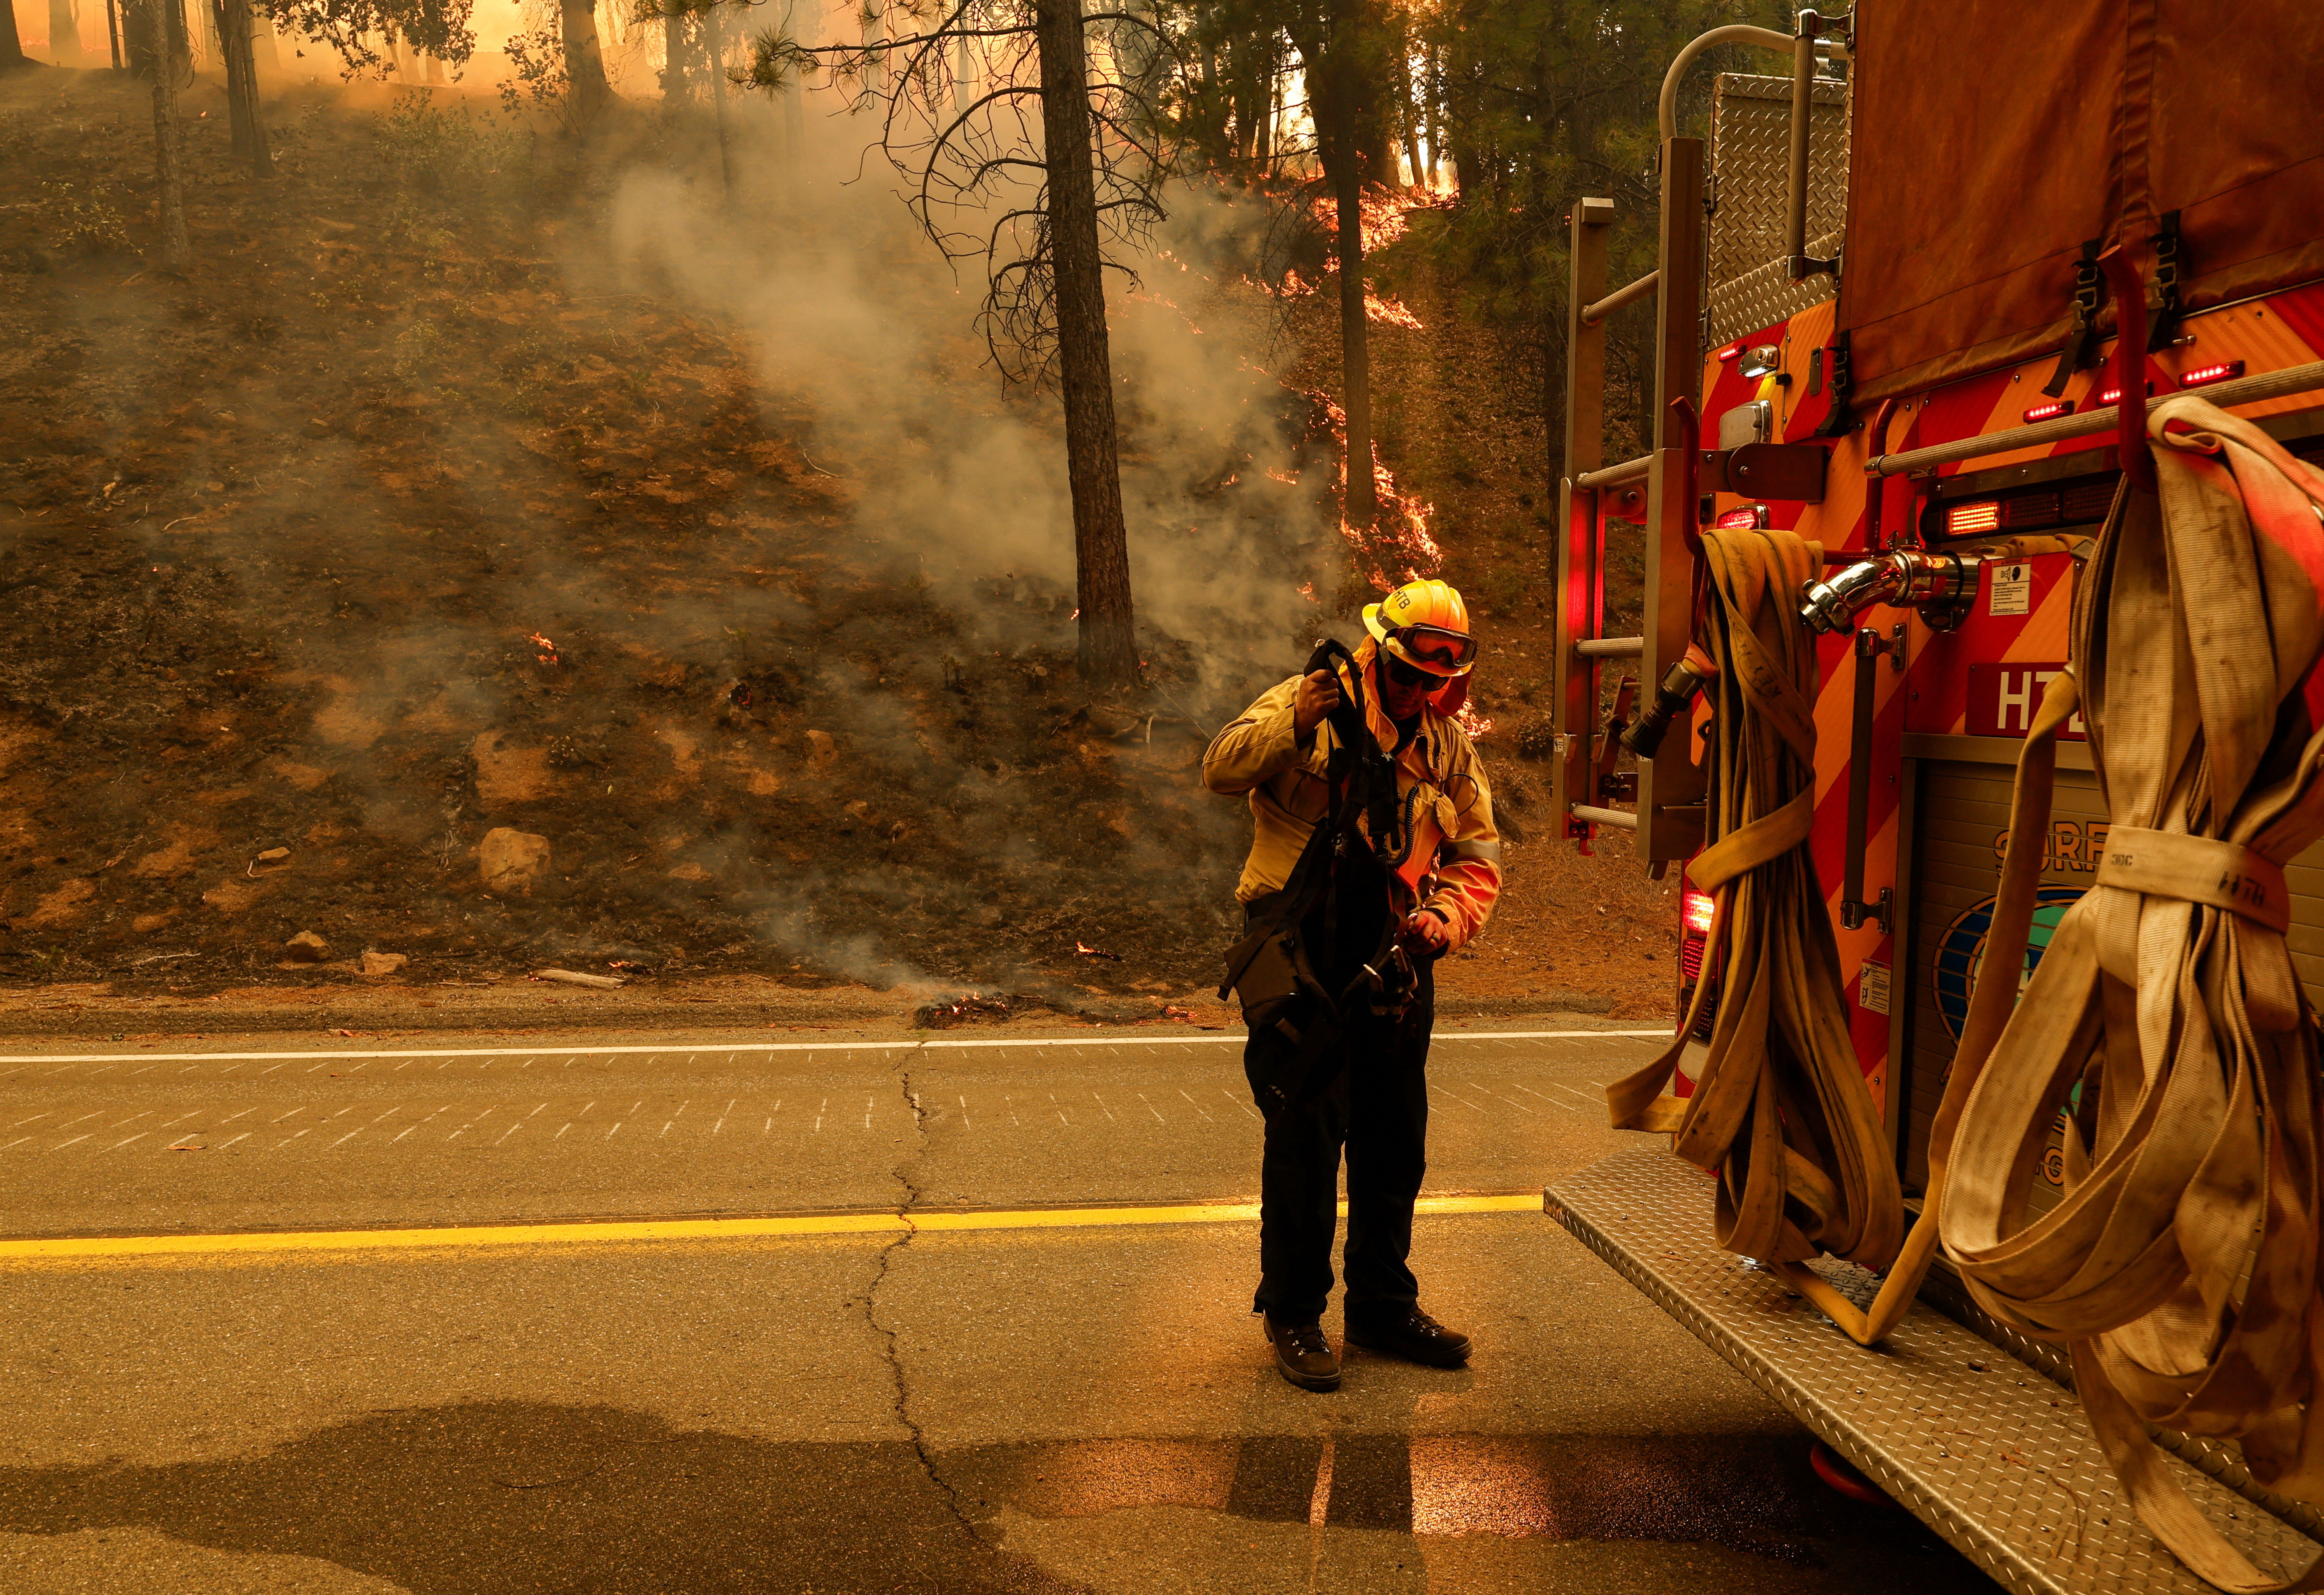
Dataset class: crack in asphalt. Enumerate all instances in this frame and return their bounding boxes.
[859,1039,983,1539]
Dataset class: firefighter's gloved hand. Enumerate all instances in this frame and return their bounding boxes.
[1402,908,1453,955]
[1291,668,1344,741]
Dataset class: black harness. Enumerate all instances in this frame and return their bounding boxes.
[1219,639,1439,1114]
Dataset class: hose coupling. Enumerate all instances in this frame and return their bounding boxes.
[1799,549,1975,635]
[1621,652,1716,759]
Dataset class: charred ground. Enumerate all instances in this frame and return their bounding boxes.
[0,68,1672,1024]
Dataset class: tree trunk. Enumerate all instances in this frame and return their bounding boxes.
[559,0,611,123]
[48,0,80,63]
[1034,0,1136,687]
[144,0,188,265]
[211,0,269,176]
[660,4,685,100]
[0,0,26,69]
[1396,40,1424,188]
[1310,26,1375,532]
[705,0,733,197]
[104,0,118,68]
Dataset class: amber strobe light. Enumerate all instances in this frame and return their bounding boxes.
[1945,499,2002,536]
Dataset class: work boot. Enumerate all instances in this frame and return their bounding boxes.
[1263,1314,1341,1392]
[1345,1305,1471,1368]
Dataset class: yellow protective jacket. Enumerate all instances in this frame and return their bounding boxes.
[1201,649,1502,951]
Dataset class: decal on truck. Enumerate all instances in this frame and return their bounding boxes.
[1932,886,2087,1041]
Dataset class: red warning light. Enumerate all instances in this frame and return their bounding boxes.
[1716,342,1744,363]
[1714,507,1759,530]
[1682,889,1717,937]
[2021,399,2074,423]
[2178,360,2246,389]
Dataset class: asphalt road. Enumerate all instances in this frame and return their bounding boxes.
[0,1023,1998,1593]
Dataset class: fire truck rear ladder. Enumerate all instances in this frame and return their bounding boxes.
[1552,14,1838,864]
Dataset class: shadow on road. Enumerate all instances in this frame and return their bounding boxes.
[0,1399,1967,1592]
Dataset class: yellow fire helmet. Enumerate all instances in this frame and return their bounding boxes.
[1362,578,1478,677]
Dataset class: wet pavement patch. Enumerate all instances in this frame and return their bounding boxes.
[0,1401,1970,1591]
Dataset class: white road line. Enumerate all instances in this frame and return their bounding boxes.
[712,1098,734,1135]
[814,1098,826,1133]
[1048,1092,1071,1126]
[863,1095,874,1131]
[333,1105,405,1148]
[89,1064,115,1075]
[1222,1088,1259,1121]
[0,1137,30,1151]
[218,1107,258,1124]
[391,1106,449,1143]
[1091,1092,1116,1123]
[1432,1088,1486,1113]
[1137,1093,1165,1123]
[554,1123,571,1139]
[105,1133,148,1151]
[6,1112,53,1130]
[1178,1090,1214,1123]
[53,1134,91,1150]
[957,1094,972,1130]
[660,1100,691,1138]
[54,1111,102,1130]
[153,1110,203,1130]
[259,1063,284,1074]
[217,1132,251,1148]
[1514,1083,1582,1114]
[274,1128,312,1148]
[1469,1082,1538,1115]
[0,1029,1670,1066]
[127,1065,158,1076]
[1004,1096,1020,1127]
[269,1107,305,1125]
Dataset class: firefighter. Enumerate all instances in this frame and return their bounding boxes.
[1203,578,1502,1391]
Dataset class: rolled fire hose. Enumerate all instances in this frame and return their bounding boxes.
[1938,397,2324,1593]
[1605,528,1904,1271]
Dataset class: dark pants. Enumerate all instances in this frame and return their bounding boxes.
[1242,893,1435,1327]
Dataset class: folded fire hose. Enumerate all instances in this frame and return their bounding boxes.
[1936,398,2324,1593]
[1609,400,2324,1590]
[1604,527,1904,1271]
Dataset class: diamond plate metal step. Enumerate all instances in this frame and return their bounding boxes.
[1545,1148,2321,1595]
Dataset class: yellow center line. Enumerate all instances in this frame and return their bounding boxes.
[0,1193,1544,1267]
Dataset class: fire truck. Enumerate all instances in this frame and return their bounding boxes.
[1544,4,2324,1590]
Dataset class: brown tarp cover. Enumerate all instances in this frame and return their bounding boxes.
[1836,0,2324,401]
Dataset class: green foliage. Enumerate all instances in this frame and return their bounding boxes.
[36,180,131,256]
[255,0,479,76]
[500,19,580,133]
[378,90,520,193]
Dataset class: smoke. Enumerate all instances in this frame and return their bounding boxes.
[592,103,1337,699]
[5,62,1344,1001]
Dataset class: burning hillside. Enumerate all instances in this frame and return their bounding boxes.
[0,70,1676,1022]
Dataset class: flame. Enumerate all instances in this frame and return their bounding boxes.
[1366,291,1423,330]
[1265,467,1300,485]
[1312,186,1423,263]
[525,631,560,665]
[1300,385,1441,592]
[1074,941,1122,960]
[1298,580,1319,603]
[1454,702,1494,739]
